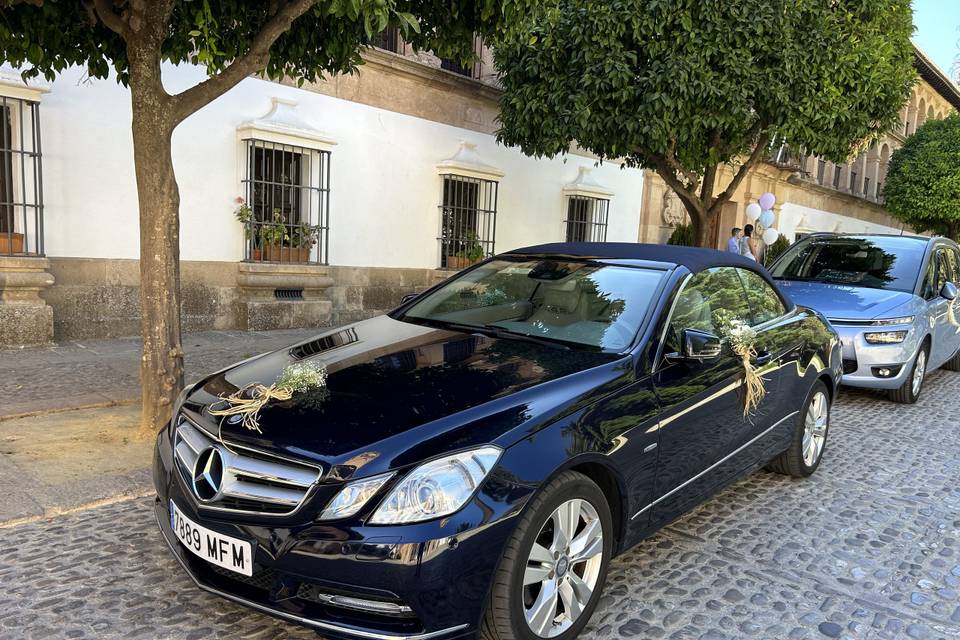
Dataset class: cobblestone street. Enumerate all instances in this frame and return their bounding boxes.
[3,369,959,640]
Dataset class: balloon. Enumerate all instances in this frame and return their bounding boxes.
[759,209,775,228]
[746,203,762,222]
[762,228,780,245]
[759,192,776,210]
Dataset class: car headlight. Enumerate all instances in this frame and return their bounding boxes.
[319,472,395,520]
[871,316,914,326]
[864,330,908,344]
[369,446,502,525]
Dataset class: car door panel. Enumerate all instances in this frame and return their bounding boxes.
[649,354,750,524]
[929,249,955,369]
[647,266,778,528]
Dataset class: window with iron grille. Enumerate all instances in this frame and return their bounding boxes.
[372,27,401,53]
[0,96,43,256]
[439,35,484,80]
[241,139,330,264]
[438,174,497,269]
[832,166,842,189]
[849,170,859,194]
[564,195,609,242]
[816,159,826,184]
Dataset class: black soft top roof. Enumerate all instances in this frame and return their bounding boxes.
[508,242,763,274]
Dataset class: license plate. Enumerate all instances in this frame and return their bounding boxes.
[169,500,254,576]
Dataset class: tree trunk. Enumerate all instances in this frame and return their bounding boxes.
[679,200,709,247]
[129,54,184,439]
[701,208,721,250]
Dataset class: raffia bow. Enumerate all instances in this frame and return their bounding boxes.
[208,383,292,433]
[731,342,766,417]
[207,361,327,433]
[713,313,767,417]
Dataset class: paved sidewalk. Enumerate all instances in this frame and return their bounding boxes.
[0,327,321,523]
[0,328,319,419]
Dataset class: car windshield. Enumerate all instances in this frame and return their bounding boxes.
[400,258,665,351]
[770,236,926,293]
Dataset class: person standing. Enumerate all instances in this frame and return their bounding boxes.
[741,225,759,261]
[727,227,742,253]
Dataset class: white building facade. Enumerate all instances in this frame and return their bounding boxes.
[0,43,645,346]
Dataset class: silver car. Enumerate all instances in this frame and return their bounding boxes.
[769,233,960,403]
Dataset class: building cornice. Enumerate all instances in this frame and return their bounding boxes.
[913,42,960,112]
[0,66,49,102]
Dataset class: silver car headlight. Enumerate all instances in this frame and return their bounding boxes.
[319,472,395,520]
[369,446,502,525]
[864,330,908,344]
[871,316,914,326]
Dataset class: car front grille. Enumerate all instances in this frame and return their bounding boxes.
[173,415,322,516]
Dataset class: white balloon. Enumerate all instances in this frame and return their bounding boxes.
[759,209,775,228]
[746,203,762,222]
[762,227,780,245]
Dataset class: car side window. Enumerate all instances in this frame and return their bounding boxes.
[664,267,753,354]
[736,268,787,326]
[935,249,951,294]
[944,248,960,285]
[920,254,938,300]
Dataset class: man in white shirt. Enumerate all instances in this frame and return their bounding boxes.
[727,228,742,254]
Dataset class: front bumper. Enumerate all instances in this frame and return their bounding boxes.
[832,323,920,390]
[152,431,517,640]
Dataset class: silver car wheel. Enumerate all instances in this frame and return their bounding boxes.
[802,390,828,467]
[912,349,926,397]
[523,498,604,638]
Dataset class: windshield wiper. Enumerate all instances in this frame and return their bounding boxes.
[481,324,572,350]
[406,317,574,350]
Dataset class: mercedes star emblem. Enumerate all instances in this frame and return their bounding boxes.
[192,446,224,501]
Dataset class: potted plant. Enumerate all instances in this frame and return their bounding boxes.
[235,198,319,263]
[256,210,291,262]
[447,231,485,270]
[286,221,319,263]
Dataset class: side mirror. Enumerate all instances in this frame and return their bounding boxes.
[941,282,958,301]
[400,292,419,305]
[667,328,722,363]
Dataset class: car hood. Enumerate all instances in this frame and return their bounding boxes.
[182,315,626,476]
[775,280,917,320]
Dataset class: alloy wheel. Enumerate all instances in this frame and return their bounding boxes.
[522,498,604,638]
[912,349,927,398]
[802,390,828,467]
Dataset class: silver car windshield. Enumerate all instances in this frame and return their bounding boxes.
[770,237,926,293]
[401,258,665,351]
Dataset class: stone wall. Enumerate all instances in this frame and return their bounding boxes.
[41,258,447,343]
[325,265,448,326]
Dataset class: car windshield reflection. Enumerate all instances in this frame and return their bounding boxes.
[771,236,925,292]
[399,258,665,351]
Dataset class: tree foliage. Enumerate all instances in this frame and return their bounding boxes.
[0,0,504,436]
[883,114,960,239]
[494,0,916,246]
[1,0,501,88]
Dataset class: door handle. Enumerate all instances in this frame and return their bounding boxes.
[754,351,774,365]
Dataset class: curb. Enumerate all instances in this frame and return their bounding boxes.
[0,397,140,423]
[0,488,155,529]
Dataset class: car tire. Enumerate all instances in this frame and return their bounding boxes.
[480,470,613,640]
[766,380,831,478]
[888,342,928,404]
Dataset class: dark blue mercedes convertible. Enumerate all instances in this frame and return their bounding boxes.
[153,243,841,640]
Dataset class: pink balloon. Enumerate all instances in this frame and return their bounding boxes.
[759,192,776,210]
